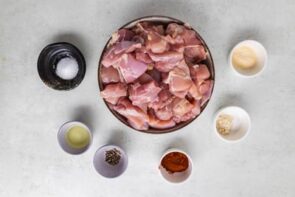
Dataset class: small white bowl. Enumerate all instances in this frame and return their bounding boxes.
[57,121,92,155]
[229,40,267,77]
[214,106,251,143]
[159,148,193,183]
[93,145,128,178]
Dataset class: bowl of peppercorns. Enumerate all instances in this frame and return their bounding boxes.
[93,145,128,178]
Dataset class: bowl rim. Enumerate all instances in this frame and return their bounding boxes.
[97,15,215,134]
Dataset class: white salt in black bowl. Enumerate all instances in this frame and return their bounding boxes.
[38,42,86,90]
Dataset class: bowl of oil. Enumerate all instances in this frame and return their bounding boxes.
[57,121,92,155]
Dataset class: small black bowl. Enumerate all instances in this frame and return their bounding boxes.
[37,42,86,90]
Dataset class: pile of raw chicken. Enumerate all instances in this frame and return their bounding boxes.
[100,22,213,131]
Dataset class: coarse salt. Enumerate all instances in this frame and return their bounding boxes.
[55,57,79,80]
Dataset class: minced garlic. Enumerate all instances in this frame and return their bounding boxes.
[232,46,257,69]
[216,114,233,135]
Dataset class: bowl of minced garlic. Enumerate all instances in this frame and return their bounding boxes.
[214,106,251,143]
[229,40,267,77]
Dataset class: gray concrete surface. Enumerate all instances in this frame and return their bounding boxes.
[0,0,295,196]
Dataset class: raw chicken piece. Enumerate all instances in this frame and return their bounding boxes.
[190,64,211,82]
[172,98,194,117]
[188,82,202,100]
[168,69,192,92]
[164,62,193,98]
[166,23,185,38]
[164,35,185,45]
[132,22,148,34]
[197,64,211,80]
[182,29,202,45]
[136,69,161,84]
[166,23,205,64]
[176,59,190,74]
[113,41,142,54]
[149,88,174,110]
[172,90,188,98]
[113,99,149,130]
[148,51,183,63]
[199,80,214,105]
[117,29,135,40]
[190,100,201,116]
[134,22,165,35]
[100,83,127,105]
[100,66,121,83]
[148,110,176,129]
[154,102,173,120]
[129,80,161,106]
[150,25,165,35]
[166,23,202,45]
[110,29,135,44]
[133,22,159,38]
[146,31,169,53]
[132,35,145,44]
[101,47,123,67]
[184,45,206,63]
[174,100,201,123]
[117,54,148,83]
[155,61,178,73]
[135,52,153,64]
[101,41,141,67]
[199,80,213,95]
[148,51,183,72]
[105,97,121,105]
[135,102,148,113]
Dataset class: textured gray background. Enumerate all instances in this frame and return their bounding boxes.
[0,0,295,196]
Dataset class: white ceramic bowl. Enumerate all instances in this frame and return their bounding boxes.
[214,106,251,143]
[229,40,267,77]
[57,121,92,155]
[93,145,128,178]
[159,148,193,183]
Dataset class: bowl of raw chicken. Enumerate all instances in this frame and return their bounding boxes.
[98,16,215,134]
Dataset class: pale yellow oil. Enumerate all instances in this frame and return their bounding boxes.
[65,126,90,149]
